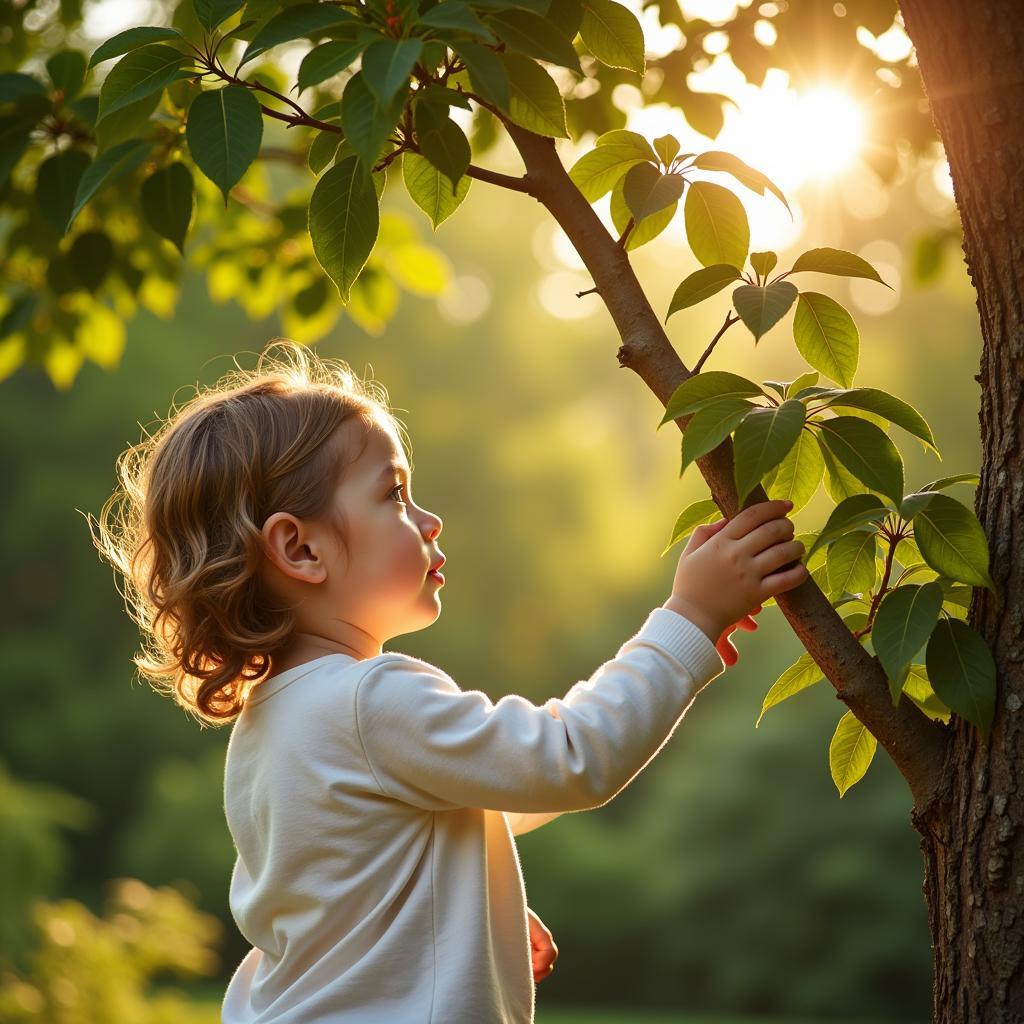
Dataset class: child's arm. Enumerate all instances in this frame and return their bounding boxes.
[354,500,804,818]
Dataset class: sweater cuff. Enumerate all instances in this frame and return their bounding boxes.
[633,606,726,689]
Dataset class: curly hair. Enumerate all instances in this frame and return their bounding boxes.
[87,339,407,727]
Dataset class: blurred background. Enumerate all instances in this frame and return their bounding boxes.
[1,0,981,1021]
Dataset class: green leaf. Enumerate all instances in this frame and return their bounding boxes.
[95,90,161,151]
[660,498,721,557]
[826,529,877,600]
[594,129,658,159]
[419,2,498,42]
[919,472,979,492]
[680,397,757,475]
[402,150,471,228]
[453,40,511,111]
[414,84,473,112]
[579,0,645,73]
[733,399,806,506]
[46,51,88,99]
[340,70,406,174]
[749,250,777,279]
[186,85,263,204]
[484,8,583,74]
[88,27,184,68]
[97,44,191,123]
[194,0,245,33]
[812,387,938,456]
[665,264,742,321]
[926,618,996,740]
[683,180,749,269]
[756,652,824,727]
[621,163,684,221]
[297,39,365,91]
[0,72,48,101]
[413,98,470,190]
[679,90,730,138]
[308,129,342,173]
[140,162,194,253]
[761,426,824,513]
[816,415,904,508]
[0,119,34,188]
[495,51,568,138]
[362,38,424,104]
[308,154,380,302]
[239,4,362,67]
[653,133,680,167]
[789,246,890,287]
[872,581,944,704]
[65,138,151,231]
[609,175,674,251]
[792,292,859,389]
[568,143,652,202]
[902,664,951,723]
[787,370,820,399]
[829,710,877,797]
[732,281,798,343]
[68,230,114,291]
[690,149,790,214]
[816,433,875,505]
[35,149,91,233]
[659,369,765,428]
[805,494,889,563]
[912,492,996,592]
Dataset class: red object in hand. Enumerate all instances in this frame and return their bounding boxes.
[716,603,763,667]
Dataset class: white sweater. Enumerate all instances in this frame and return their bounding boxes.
[221,606,725,1023]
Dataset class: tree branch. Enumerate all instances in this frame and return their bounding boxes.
[474,99,952,818]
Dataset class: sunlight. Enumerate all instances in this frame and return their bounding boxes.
[713,78,866,188]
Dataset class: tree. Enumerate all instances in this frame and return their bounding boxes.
[0,1,1013,1019]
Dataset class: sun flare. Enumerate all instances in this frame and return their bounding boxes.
[768,86,865,183]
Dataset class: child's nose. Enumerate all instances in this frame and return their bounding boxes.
[422,513,442,539]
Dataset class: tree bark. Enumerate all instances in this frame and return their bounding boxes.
[463,97,951,817]
[891,1,1024,1019]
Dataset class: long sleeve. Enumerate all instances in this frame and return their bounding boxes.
[354,606,725,817]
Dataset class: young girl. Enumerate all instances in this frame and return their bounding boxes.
[92,339,807,1023]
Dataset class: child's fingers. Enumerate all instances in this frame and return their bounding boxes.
[759,562,809,599]
[682,518,727,555]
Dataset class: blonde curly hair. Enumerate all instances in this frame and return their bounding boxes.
[88,339,406,727]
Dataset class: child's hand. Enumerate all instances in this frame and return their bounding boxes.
[663,501,807,646]
[527,906,558,983]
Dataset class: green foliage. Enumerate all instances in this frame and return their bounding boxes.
[0,877,222,1023]
[0,762,95,967]
[0,0,936,385]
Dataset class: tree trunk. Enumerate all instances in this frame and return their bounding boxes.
[894,1,1024,1019]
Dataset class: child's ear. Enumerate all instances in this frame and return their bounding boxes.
[261,512,327,585]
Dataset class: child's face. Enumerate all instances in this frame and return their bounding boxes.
[317,416,445,644]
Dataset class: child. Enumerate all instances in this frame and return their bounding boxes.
[91,339,807,1023]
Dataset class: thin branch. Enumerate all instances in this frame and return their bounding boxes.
[199,57,343,133]
[693,312,739,373]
